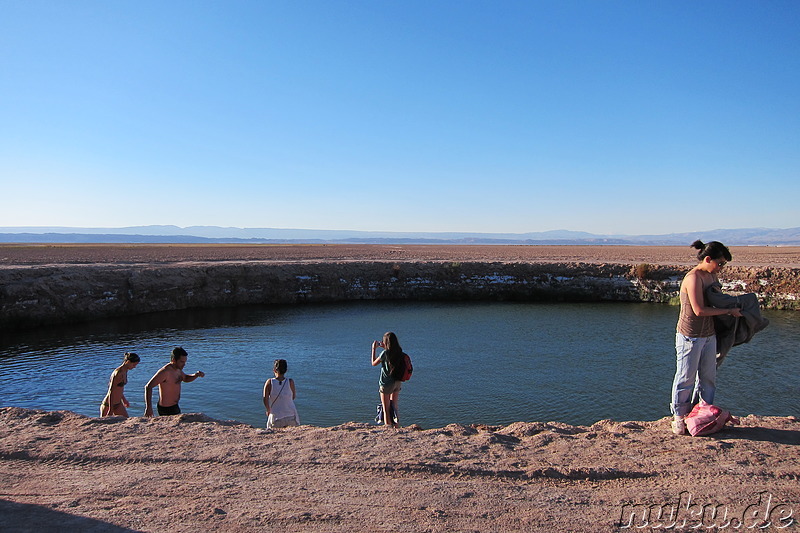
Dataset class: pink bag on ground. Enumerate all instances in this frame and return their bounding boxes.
[685,400,739,436]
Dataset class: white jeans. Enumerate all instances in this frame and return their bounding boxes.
[670,333,717,417]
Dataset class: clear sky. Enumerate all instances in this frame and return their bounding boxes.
[1,1,798,235]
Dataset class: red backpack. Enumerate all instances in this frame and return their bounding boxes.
[685,401,738,436]
[398,353,413,381]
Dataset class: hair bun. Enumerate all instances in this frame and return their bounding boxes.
[691,240,705,250]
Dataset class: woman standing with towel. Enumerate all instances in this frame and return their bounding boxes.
[670,241,742,435]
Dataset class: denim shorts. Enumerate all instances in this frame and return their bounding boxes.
[380,381,402,394]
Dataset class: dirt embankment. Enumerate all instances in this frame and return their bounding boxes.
[1,245,798,330]
[0,407,798,532]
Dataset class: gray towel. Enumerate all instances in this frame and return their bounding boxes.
[704,281,769,366]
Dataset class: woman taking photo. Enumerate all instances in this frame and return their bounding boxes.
[100,352,140,417]
[371,331,405,428]
[670,241,741,435]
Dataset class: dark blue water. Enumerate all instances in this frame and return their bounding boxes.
[0,301,796,428]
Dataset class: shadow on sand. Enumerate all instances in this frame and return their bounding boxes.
[717,426,800,445]
[0,499,142,533]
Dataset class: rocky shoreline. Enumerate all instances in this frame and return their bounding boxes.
[2,244,799,329]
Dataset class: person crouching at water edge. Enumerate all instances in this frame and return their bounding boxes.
[144,347,205,417]
[100,352,140,417]
[371,332,405,428]
[263,359,299,429]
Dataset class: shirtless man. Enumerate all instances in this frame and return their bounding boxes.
[144,347,205,417]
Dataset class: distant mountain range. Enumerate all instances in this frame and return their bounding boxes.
[1,226,799,246]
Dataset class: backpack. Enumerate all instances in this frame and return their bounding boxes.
[685,400,738,436]
[397,353,413,381]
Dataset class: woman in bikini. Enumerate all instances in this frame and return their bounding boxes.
[100,352,140,417]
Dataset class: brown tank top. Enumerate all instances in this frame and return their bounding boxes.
[677,270,715,338]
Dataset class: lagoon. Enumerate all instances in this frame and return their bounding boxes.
[0,301,796,428]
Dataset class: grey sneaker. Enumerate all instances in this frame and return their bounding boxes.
[672,417,687,435]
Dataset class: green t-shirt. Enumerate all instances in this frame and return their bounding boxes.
[378,350,396,388]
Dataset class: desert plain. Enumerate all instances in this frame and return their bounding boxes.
[0,244,798,532]
[1,243,800,267]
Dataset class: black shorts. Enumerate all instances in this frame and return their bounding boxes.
[157,403,181,416]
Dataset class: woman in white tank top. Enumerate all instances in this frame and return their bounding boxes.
[263,359,299,429]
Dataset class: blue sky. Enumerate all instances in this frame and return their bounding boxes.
[1,1,798,235]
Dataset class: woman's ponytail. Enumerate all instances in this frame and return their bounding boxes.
[691,240,732,262]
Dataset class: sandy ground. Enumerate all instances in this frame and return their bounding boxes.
[2,243,800,268]
[0,408,798,533]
